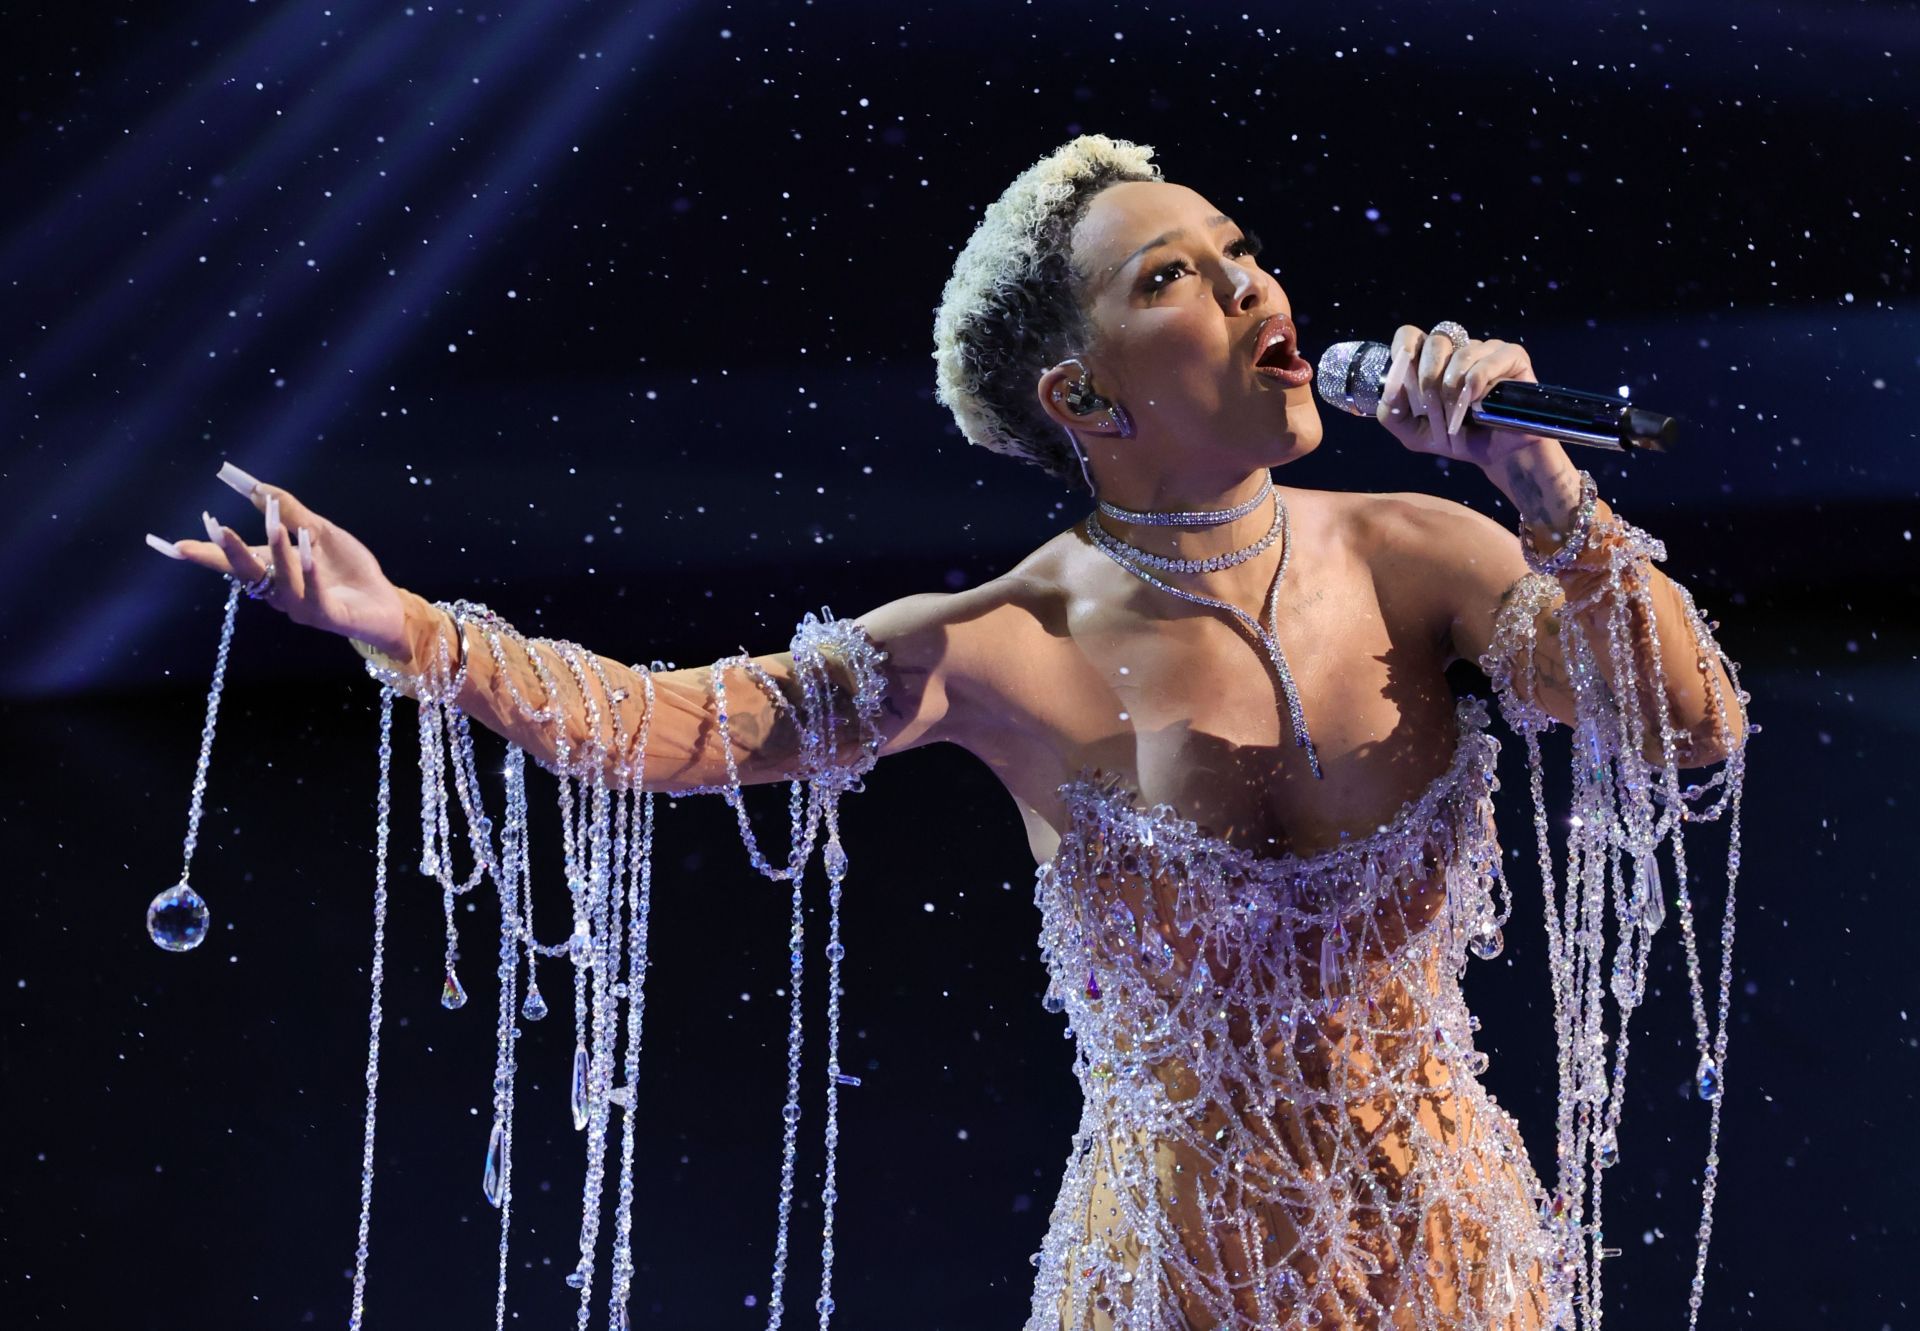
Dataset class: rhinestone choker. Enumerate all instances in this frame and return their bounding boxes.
[1088,490,1283,575]
[1097,473,1273,528]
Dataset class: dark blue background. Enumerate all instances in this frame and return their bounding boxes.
[2,1,1914,1327]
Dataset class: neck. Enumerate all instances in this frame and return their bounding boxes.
[1092,467,1275,562]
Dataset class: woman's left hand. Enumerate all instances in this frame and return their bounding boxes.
[1373,323,1554,470]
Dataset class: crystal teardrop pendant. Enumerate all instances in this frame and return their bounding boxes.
[570,1041,590,1130]
[147,883,211,952]
[1596,1126,1619,1169]
[521,983,549,1021]
[441,969,468,1010]
[482,1119,504,1207]
[1696,1055,1721,1101]
[1469,925,1505,961]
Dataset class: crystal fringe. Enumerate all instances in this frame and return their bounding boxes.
[1477,506,1749,1331]
[348,602,887,1329]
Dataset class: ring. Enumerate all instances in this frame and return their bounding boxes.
[242,561,276,600]
[1430,319,1471,350]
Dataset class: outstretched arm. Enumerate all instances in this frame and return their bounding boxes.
[151,467,958,793]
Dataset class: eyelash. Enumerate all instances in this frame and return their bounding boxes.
[1146,231,1266,293]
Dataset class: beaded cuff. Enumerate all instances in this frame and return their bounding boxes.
[1477,570,1567,738]
[1518,468,1601,575]
[349,598,469,703]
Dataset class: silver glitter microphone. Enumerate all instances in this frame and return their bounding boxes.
[1315,340,1677,453]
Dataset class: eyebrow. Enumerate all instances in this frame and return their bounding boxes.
[1101,214,1237,288]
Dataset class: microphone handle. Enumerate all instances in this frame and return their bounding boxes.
[1468,378,1677,454]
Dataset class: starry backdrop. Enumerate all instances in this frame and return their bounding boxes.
[1,0,1915,1327]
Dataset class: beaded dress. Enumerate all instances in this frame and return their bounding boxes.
[1021,510,1748,1331]
[1029,694,1555,1330]
[154,486,1746,1331]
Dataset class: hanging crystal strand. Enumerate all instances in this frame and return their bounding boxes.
[607,772,656,1328]
[485,743,526,1331]
[815,803,851,1329]
[565,770,593,1137]
[147,578,244,952]
[412,621,489,1009]
[766,815,808,1331]
[710,654,825,1331]
[540,642,620,1320]
[574,658,654,1331]
[346,688,397,1331]
[790,614,888,1330]
[515,740,550,1020]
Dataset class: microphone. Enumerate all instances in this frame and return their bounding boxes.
[1315,340,1677,453]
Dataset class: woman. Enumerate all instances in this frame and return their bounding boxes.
[150,135,1746,1329]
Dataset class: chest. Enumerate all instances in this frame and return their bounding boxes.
[1027,556,1458,860]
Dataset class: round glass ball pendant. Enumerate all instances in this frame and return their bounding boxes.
[147,882,210,952]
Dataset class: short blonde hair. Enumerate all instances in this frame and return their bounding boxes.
[931,134,1161,483]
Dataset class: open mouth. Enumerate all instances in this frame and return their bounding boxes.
[1252,314,1313,388]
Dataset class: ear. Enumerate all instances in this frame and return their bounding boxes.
[1035,361,1127,437]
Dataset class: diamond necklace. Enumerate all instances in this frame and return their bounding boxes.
[1097,473,1273,528]
[1091,493,1285,575]
[1085,491,1324,780]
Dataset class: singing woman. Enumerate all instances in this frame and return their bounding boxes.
[149,133,1747,1330]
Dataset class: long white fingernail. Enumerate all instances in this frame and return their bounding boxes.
[145,533,185,560]
[298,525,314,575]
[202,511,223,543]
[266,493,283,542]
[217,462,261,497]
[1448,396,1468,437]
[1381,357,1403,403]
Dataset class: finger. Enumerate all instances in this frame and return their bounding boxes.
[1416,329,1455,420]
[1376,340,1418,438]
[162,536,239,576]
[213,462,328,535]
[1451,342,1531,436]
[1441,341,1480,438]
[256,483,326,536]
[268,503,305,602]
[217,461,265,506]
[204,511,268,582]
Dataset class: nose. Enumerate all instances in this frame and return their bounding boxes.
[1225,262,1264,312]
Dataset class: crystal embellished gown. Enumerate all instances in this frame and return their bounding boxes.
[1028,696,1561,1331]
[334,487,1744,1331]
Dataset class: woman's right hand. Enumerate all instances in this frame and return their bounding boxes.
[147,462,411,657]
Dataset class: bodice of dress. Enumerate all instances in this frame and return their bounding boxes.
[1028,696,1573,1331]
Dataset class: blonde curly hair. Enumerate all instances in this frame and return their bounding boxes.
[931,134,1162,484]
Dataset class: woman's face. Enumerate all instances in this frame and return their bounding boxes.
[1059,179,1322,473]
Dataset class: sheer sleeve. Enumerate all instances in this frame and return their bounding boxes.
[326,588,891,1322]
[1473,482,1752,1326]
[349,586,886,796]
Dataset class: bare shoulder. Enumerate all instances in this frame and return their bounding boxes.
[846,532,1079,747]
[1338,487,1523,579]
[854,531,1075,655]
